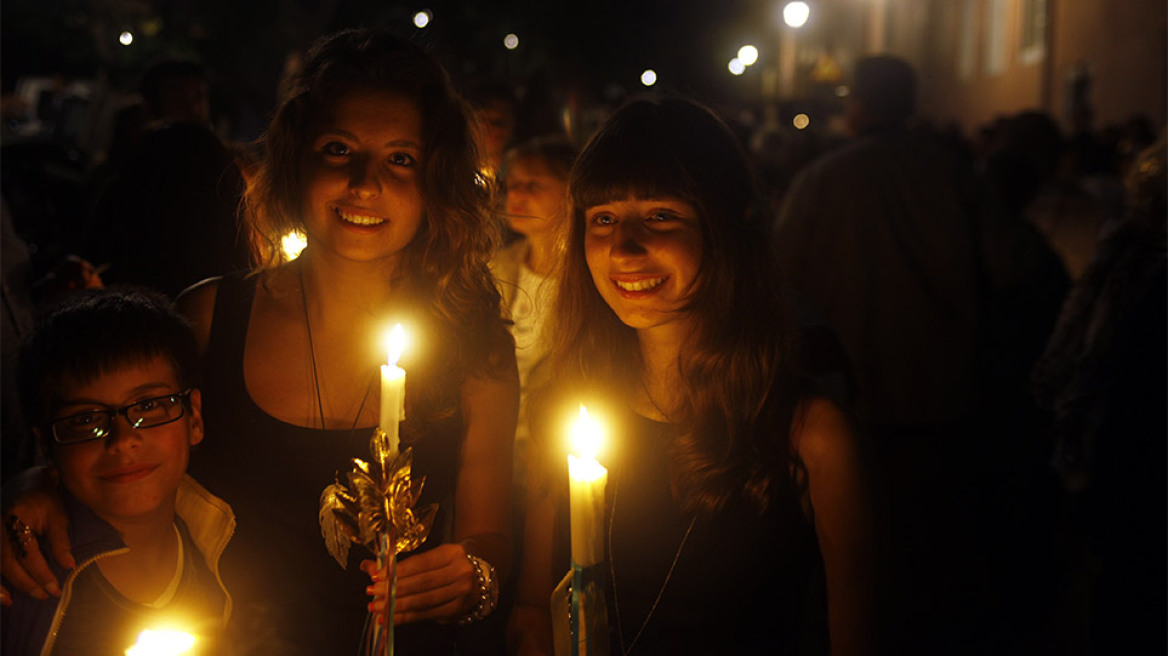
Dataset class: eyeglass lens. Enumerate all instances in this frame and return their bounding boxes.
[53,394,186,444]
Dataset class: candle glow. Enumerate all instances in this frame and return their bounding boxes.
[568,405,604,464]
[125,629,196,656]
[380,324,407,454]
[567,405,608,566]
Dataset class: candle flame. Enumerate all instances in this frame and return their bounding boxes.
[386,323,407,366]
[125,629,196,655]
[281,230,308,261]
[569,405,604,462]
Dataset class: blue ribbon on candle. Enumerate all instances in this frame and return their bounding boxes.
[569,560,609,656]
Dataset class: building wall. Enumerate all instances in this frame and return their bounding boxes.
[882,0,1165,135]
[1051,0,1166,130]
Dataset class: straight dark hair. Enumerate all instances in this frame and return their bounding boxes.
[19,288,200,445]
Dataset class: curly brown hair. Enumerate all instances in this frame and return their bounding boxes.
[244,28,513,419]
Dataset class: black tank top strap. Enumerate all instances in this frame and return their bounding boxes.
[204,272,256,400]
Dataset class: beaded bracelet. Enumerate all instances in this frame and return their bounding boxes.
[457,554,499,625]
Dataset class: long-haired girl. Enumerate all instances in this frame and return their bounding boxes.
[511,97,877,655]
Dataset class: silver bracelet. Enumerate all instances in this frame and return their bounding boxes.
[457,553,499,625]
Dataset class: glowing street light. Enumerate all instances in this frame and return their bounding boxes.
[783,1,810,28]
[413,10,431,28]
[737,45,759,66]
[119,31,134,46]
[728,58,746,75]
[640,69,657,87]
[503,33,519,50]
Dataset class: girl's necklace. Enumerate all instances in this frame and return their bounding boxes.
[609,379,698,655]
[298,263,374,433]
[608,469,698,656]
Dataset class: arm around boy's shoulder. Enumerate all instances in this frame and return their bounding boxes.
[1,492,122,656]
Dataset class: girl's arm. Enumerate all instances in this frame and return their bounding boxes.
[0,468,70,604]
[507,476,557,655]
[793,398,882,655]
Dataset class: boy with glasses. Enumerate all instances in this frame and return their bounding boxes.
[2,289,233,655]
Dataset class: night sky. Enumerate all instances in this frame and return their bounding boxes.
[2,0,790,132]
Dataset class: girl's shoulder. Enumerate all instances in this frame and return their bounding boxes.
[789,396,859,466]
[177,269,281,352]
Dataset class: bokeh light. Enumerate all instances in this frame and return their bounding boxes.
[413,10,431,28]
[640,69,657,86]
[119,31,134,46]
[737,45,759,66]
[281,230,308,261]
[728,58,746,75]
[792,113,811,130]
[503,33,519,50]
[783,2,810,28]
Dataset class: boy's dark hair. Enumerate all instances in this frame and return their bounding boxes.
[18,288,201,435]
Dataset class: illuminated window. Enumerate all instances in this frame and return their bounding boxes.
[983,0,1009,76]
[958,0,977,80]
[1019,0,1047,64]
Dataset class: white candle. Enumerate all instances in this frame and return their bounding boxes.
[380,324,407,454]
[567,405,608,567]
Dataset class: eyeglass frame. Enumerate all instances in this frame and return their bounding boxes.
[47,389,196,445]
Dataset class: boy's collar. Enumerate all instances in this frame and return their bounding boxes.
[59,487,127,563]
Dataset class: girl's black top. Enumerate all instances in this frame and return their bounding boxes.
[193,272,464,655]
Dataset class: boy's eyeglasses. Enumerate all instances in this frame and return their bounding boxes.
[49,389,194,444]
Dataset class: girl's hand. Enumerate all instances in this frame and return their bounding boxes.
[361,542,477,625]
[1,468,73,604]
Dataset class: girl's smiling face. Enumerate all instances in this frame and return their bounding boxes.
[583,196,703,335]
[299,89,425,265]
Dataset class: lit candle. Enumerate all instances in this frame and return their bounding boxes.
[125,629,196,655]
[567,405,607,567]
[380,324,407,454]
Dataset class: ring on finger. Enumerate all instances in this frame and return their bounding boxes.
[5,514,34,559]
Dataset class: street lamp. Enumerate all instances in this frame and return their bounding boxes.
[783,2,810,28]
